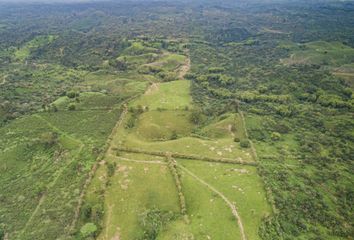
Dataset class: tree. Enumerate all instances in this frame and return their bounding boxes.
[51,104,58,112]
[271,132,281,141]
[107,162,116,177]
[0,227,4,240]
[67,91,79,99]
[68,103,76,111]
[80,223,97,238]
[189,108,203,125]
[40,132,58,147]
[240,139,250,148]
[125,116,135,129]
[170,130,178,140]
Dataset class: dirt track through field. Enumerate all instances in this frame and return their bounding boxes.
[179,164,247,240]
[145,82,159,95]
[178,53,191,79]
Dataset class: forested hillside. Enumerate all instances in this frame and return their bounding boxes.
[0,1,353,239]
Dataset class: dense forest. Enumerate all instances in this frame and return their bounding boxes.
[0,0,353,240]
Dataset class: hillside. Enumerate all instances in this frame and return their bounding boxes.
[0,1,353,240]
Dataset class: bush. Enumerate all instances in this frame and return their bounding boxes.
[82,204,92,221]
[80,223,97,238]
[170,131,178,140]
[107,162,116,177]
[125,116,136,129]
[240,139,250,148]
[208,67,225,73]
[67,91,79,99]
[234,137,240,142]
[138,208,175,240]
[40,132,59,147]
[68,103,76,111]
[189,108,203,125]
[0,227,4,240]
[271,132,281,141]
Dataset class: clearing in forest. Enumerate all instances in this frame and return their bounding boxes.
[81,42,271,240]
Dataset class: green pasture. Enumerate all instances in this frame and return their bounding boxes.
[281,41,354,67]
[179,168,242,239]
[179,159,271,240]
[134,110,194,141]
[97,156,181,240]
[130,80,192,110]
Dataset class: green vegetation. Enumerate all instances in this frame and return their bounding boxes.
[14,35,56,61]
[131,80,192,110]
[0,1,353,239]
[281,41,354,67]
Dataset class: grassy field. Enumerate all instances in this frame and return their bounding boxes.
[178,159,271,240]
[130,80,192,110]
[97,156,181,240]
[280,41,354,67]
[134,110,194,141]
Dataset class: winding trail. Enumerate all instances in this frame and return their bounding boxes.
[179,164,247,240]
[178,52,191,79]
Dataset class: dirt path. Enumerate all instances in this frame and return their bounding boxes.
[239,111,258,160]
[104,204,114,240]
[178,53,191,79]
[145,82,159,95]
[179,164,247,240]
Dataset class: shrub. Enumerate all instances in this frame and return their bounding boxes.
[68,103,76,111]
[91,204,104,223]
[67,91,79,99]
[170,131,178,140]
[0,227,4,240]
[234,137,240,142]
[40,132,59,147]
[271,132,281,141]
[125,116,136,129]
[80,223,97,238]
[208,67,225,73]
[240,139,250,148]
[82,204,92,221]
[138,208,175,240]
[107,162,116,177]
[189,108,203,125]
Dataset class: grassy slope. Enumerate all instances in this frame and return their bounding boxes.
[130,80,192,110]
[179,159,271,240]
[98,157,180,240]
[0,107,121,239]
[281,41,354,67]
